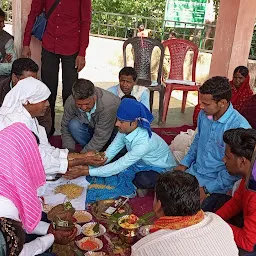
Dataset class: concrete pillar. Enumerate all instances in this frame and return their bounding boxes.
[12,0,42,75]
[209,0,256,79]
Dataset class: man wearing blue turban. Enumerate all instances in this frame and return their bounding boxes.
[64,99,177,201]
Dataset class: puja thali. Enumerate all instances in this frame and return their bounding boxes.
[90,199,132,223]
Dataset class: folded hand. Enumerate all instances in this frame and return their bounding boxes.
[63,165,89,180]
[84,155,107,166]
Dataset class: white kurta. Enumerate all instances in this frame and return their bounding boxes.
[0,77,68,178]
[0,196,54,256]
[0,108,68,177]
[131,212,239,256]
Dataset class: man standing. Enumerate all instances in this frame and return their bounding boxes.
[61,79,120,153]
[22,0,91,135]
[108,67,150,109]
[175,76,251,205]
[0,58,52,135]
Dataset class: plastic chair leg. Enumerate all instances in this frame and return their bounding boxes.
[149,91,154,112]
[181,91,188,113]
[158,89,164,125]
[162,86,172,123]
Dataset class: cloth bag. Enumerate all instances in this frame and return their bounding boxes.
[32,0,60,41]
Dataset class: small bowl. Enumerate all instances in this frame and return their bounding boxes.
[119,229,138,244]
[76,237,103,251]
[108,223,121,234]
[74,210,92,224]
[82,222,106,237]
[117,215,141,230]
[75,224,82,236]
[84,252,106,256]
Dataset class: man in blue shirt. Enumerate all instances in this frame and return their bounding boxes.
[64,99,176,201]
[175,76,251,206]
[108,67,150,110]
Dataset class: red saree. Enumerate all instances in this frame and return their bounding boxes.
[230,75,253,112]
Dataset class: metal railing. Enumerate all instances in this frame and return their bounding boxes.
[250,28,256,60]
[0,0,12,23]
[0,2,255,58]
[91,11,216,52]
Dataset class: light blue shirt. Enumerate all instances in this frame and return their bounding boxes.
[79,102,96,121]
[89,127,176,177]
[181,103,251,194]
[0,38,16,76]
[107,84,150,110]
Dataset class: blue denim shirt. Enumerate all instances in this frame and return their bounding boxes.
[181,103,251,194]
[89,127,176,177]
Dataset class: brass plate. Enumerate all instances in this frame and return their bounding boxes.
[91,199,132,223]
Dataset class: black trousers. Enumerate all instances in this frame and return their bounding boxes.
[41,48,78,134]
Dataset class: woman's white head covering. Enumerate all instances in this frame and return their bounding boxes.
[0,77,51,116]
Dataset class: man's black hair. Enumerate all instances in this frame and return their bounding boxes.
[11,58,39,78]
[72,78,95,100]
[233,66,249,78]
[119,67,137,82]
[155,171,200,216]
[121,95,137,101]
[199,76,232,103]
[223,128,256,161]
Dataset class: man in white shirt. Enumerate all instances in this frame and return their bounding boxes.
[108,67,150,109]
[131,171,239,256]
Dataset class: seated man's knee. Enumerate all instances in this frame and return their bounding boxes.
[133,171,159,189]
[68,118,82,133]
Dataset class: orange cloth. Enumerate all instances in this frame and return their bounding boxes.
[150,210,204,233]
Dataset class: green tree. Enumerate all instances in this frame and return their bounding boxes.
[92,0,165,18]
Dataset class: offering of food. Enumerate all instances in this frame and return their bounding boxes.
[106,236,131,256]
[108,223,121,234]
[95,151,106,160]
[82,222,106,237]
[91,199,132,224]
[47,202,76,231]
[55,183,84,199]
[118,214,140,230]
[101,197,129,218]
[73,210,92,224]
[76,237,103,251]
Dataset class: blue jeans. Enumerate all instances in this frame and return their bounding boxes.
[68,118,94,147]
